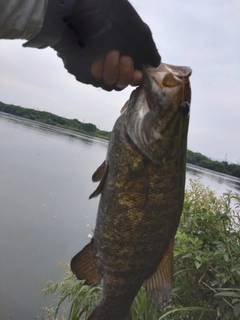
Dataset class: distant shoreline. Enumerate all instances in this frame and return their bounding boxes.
[0,101,110,141]
[1,101,239,179]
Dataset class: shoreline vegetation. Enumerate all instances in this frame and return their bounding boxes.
[1,101,240,179]
[42,180,240,319]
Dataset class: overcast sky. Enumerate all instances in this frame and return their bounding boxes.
[0,0,239,164]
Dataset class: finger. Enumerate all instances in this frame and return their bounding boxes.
[131,69,143,87]
[116,56,134,89]
[102,51,120,86]
[91,55,104,81]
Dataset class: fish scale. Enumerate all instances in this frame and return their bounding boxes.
[71,63,192,320]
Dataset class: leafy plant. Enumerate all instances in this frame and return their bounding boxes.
[173,179,240,319]
[40,262,101,320]
[40,180,240,320]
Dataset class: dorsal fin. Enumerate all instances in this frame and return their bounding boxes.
[70,238,102,286]
[144,238,174,310]
[89,163,109,199]
[92,160,106,182]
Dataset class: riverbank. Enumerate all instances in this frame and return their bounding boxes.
[1,101,239,178]
[0,101,111,140]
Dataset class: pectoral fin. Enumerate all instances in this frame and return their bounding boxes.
[92,160,106,182]
[89,163,109,199]
[70,238,102,286]
[145,238,174,310]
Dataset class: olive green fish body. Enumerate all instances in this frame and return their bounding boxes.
[71,63,192,320]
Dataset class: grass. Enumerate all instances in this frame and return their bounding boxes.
[39,180,240,320]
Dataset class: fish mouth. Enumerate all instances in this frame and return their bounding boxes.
[126,62,192,165]
[143,63,192,110]
[149,63,192,85]
[161,63,192,83]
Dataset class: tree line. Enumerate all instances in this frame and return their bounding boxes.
[187,149,240,178]
[0,101,111,139]
[1,101,239,178]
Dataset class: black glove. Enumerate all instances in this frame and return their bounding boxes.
[24,0,161,91]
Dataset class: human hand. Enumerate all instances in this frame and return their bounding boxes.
[91,51,143,90]
[52,0,160,91]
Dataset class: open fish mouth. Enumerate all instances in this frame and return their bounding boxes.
[121,63,192,115]
[125,63,192,165]
[148,63,192,86]
[143,63,192,111]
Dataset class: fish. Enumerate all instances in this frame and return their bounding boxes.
[71,62,192,320]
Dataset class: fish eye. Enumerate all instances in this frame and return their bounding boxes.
[179,102,190,116]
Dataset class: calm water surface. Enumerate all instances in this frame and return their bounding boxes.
[0,112,239,319]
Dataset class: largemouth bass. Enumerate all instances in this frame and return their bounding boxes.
[71,63,192,320]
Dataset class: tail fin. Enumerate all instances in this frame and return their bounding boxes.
[88,306,132,320]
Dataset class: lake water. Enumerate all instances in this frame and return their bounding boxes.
[0,112,239,320]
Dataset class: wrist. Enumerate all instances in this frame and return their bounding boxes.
[23,0,75,49]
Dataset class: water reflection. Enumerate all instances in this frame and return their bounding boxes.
[186,164,240,195]
[0,112,239,320]
[0,111,108,149]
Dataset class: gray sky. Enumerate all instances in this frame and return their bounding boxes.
[0,0,239,164]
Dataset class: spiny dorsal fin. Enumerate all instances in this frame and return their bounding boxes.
[92,160,106,182]
[144,238,174,310]
[89,163,109,199]
[70,238,102,286]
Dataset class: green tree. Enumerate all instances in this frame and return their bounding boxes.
[82,123,97,132]
[232,166,240,178]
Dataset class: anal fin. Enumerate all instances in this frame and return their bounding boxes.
[71,238,102,286]
[145,238,174,310]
